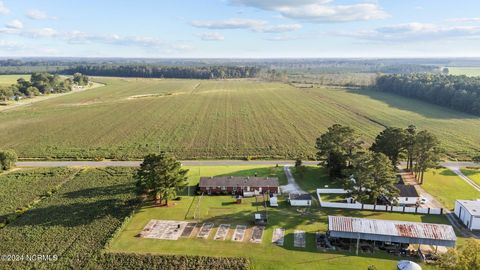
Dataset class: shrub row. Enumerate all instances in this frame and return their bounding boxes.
[94,253,250,270]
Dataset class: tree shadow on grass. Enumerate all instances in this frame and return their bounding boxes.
[343,88,479,120]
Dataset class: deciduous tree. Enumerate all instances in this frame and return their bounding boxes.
[439,239,480,270]
[0,149,18,171]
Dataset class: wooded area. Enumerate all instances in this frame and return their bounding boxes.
[376,74,480,116]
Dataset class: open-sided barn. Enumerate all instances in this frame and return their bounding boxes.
[328,216,456,247]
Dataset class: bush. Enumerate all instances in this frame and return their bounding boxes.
[0,149,17,170]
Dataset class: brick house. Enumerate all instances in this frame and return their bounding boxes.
[199,176,279,195]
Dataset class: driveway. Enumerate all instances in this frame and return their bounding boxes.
[280,166,307,194]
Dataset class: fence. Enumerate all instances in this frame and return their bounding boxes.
[316,189,443,215]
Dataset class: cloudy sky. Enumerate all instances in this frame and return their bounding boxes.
[1,0,480,58]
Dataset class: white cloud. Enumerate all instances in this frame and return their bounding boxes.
[25,27,58,38]
[338,22,480,42]
[0,40,27,50]
[6,19,24,29]
[265,34,303,41]
[197,32,225,41]
[191,18,301,33]
[0,1,10,15]
[66,31,164,47]
[448,17,480,23]
[26,9,57,20]
[230,0,388,23]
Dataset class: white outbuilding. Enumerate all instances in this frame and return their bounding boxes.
[288,193,312,206]
[397,260,422,270]
[269,196,278,207]
[454,200,480,231]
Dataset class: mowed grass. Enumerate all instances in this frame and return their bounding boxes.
[108,165,447,270]
[448,67,480,77]
[0,74,30,86]
[422,168,480,209]
[1,77,480,160]
[460,168,480,186]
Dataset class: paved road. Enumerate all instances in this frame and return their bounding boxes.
[280,166,307,194]
[17,160,320,167]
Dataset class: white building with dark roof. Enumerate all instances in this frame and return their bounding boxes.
[454,200,480,231]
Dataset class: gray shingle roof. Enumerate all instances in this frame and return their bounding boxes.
[395,184,419,198]
[199,176,279,188]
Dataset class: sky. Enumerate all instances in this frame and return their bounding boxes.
[1,0,480,58]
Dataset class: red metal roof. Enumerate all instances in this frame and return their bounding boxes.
[328,216,456,241]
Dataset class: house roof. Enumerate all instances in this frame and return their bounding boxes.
[199,176,279,188]
[289,193,312,201]
[456,200,480,216]
[328,216,456,246]
[395,184,419,198]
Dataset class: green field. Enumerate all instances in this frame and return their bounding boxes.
[108,165,446,270]
[460,168,480,186]
[0,168,78,218]
[448,67,480,77]
[1,77,480,160]
[422,168,480,209]
[0,167,138,269]
[0,74,30,86]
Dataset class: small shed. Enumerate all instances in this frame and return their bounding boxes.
[289,193,312,207]
[270,196,278,207]
[395,184,420,206]
[454,200,480,231]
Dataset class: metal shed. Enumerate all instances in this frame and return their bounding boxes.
[328,216,456,247]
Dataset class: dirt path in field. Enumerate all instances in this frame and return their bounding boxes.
[280,166,307,194]
[444,165,480,192]
[0,82,104,112]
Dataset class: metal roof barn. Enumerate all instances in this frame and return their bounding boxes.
[328,216,456,247]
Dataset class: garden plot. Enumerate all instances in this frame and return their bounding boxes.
[140,220,188,240]
[181,222,197,238]
[250,226,265,244]
[272,228,285,246]
[197,223,214,239]
[233,225,247,242]
[214,224,230,240]
[294,230,306,248]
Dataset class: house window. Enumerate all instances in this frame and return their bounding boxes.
[405,197,408,201]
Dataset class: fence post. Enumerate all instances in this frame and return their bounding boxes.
[440,208,443,215]
[403,206,405,213]
[428,208,430,214]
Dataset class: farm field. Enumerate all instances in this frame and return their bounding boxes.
[0,74,30,86]
[448,67,480,77]
[0,168,79,219]
[460,168,480,186]
[422,168,480,209]
[0,167,138,270]
[1,77,480,160]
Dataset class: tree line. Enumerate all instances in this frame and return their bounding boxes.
[315,124,441,205]
[62,65,260,79]
[376,74,480,116]
[0,72,73,100]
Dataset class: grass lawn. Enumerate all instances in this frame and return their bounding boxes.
[108,166,448,270]
[422,168,480,209]
[460,168,480,187]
